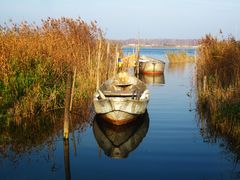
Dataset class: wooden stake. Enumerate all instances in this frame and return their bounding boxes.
[203,76,207,92]
[64,71,72,140]
[114,46,119,75]
[106,42,110,79]
[96,39,102,90]
[88,43,91,77]
[69,67,76,112]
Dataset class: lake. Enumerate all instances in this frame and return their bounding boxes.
[1,48,240,180]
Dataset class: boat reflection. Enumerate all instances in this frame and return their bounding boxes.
[93,112,149,158]
[140,74,165,85]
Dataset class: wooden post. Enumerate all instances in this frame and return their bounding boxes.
[194,49,197,62]
[153,63,156,84]
[114,45,119,75]
[64,71,73,140]
[106,42,110,79]
[96,39,102,90]
[135,45,140,78]
[203,76,207,92]
[69,67,76,112]
[88,43,91,77]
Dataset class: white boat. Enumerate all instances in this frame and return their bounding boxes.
[93,72,150,125]
[139,56,165,75]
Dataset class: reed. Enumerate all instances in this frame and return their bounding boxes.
[167,51,195,63]
[0,17,119,122]
[196,34,240,121]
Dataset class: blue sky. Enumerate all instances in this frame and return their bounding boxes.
[1,0,239,39]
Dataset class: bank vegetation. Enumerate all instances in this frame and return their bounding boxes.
[0,17,119,124]
[196,34,240,124]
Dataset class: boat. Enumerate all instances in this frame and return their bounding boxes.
[93,112,149,158]
[93,72,150,125]
[139,56,165,75]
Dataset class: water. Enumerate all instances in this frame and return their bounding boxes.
[124,47,196,62]
[1,48,240,180]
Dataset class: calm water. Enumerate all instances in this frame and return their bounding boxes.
[1,48,240,180]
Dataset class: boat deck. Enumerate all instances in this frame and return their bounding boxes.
[103,90,138,97]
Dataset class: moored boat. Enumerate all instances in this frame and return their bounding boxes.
[93,72,150,125]
[139,56,165,75]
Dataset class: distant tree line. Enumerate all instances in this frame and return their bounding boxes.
[114,38,199,47]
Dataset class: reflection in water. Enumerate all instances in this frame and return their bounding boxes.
[93,112,149,158]
[0,112,63,160]
[140,74,165,85]
[198,112,240,164]
[197,94,240,178]
[167,62,189,74]
[64,139,71,180]
[0,106,91,170]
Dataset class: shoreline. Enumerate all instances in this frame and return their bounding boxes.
[122,45,199,49]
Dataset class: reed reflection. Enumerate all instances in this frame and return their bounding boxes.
[0,106,91,173]
[140,74,165,85]
[93,112,149,159]
[198,112,240,162]
[167,62,189,74]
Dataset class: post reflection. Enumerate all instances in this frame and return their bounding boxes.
[63,139,71,180]
[93,112,149,159]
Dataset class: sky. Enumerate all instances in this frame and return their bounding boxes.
[1,0,239,39]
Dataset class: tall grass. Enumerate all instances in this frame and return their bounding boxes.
[0,17,119,122]
[196,34,240,121]
[196,35,240,161]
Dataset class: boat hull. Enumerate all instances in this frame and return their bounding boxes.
[93,98,148,125]
[140,61,165,75]
[100,111,136,125]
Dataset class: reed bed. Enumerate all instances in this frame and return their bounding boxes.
[196,35,240,160]
[196,34,240,122]
[0,17,119,123]
[167,51,195,63]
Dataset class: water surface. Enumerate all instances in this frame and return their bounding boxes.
[1,48,240,180]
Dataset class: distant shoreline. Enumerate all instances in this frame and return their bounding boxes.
[122,45,199,49]
[113,38,199,48]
